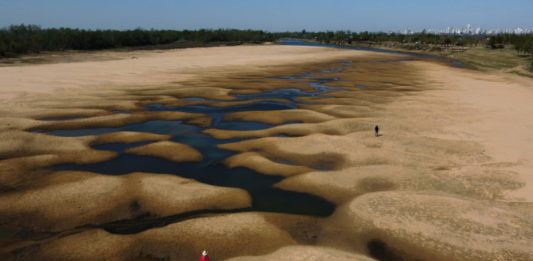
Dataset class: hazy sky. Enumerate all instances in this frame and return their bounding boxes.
[1,0,532,31]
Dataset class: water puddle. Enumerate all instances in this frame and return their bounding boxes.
[93,141,154,152]
[182,97,207,102]
[38,114,97,121]
[42,62,354,230]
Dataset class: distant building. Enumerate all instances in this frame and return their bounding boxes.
[397,24,531,35]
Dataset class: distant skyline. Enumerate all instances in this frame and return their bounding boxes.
[1,0,532,32]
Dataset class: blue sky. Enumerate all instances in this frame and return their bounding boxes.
[1,0,532,31]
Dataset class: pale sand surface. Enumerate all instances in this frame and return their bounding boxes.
[0,45,372,102]
[0,171,251,233]
[126,141,204,163]
[225,245,377,261]
[1,45,532,260]
[419,64,533,201]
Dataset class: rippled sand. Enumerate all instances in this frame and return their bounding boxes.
[1,45,532,260]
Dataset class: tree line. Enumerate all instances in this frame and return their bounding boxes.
[280,30,533,50]
[0,24,274,57]
[281,30,533,69]
[485,34,533,72]
[1,25,532,69]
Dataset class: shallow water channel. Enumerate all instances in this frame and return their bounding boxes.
[279,39,465,67]
[43,42,459,233]
[43,62,357,233]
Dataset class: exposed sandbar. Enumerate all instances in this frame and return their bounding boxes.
[0,171,251,236]
[1,45,533,260]
[225,152,313,177]
[126,141,203,162]
[323,191,533,261]
[224,109,336,124]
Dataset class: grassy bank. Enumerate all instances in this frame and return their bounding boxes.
[448,47,533,75]
[364,42,533,77]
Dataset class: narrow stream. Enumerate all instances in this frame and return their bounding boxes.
[278,39,465,67]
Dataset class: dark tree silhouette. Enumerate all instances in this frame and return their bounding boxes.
[1,24,533,69]
[0,25,275,57]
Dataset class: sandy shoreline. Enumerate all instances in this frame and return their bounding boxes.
[419,64,533,201]
[0,45,378,103]
[1,45,532,260]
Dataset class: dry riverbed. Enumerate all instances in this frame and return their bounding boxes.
[0,45,532,260]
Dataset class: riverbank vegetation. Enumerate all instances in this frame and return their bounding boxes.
[281,30,533,72]
[0,25,274,57]
[2,25,532,72]
[448,47,532,74]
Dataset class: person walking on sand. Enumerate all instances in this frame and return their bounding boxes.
[200,250,210,261]
[374,125,379,137]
